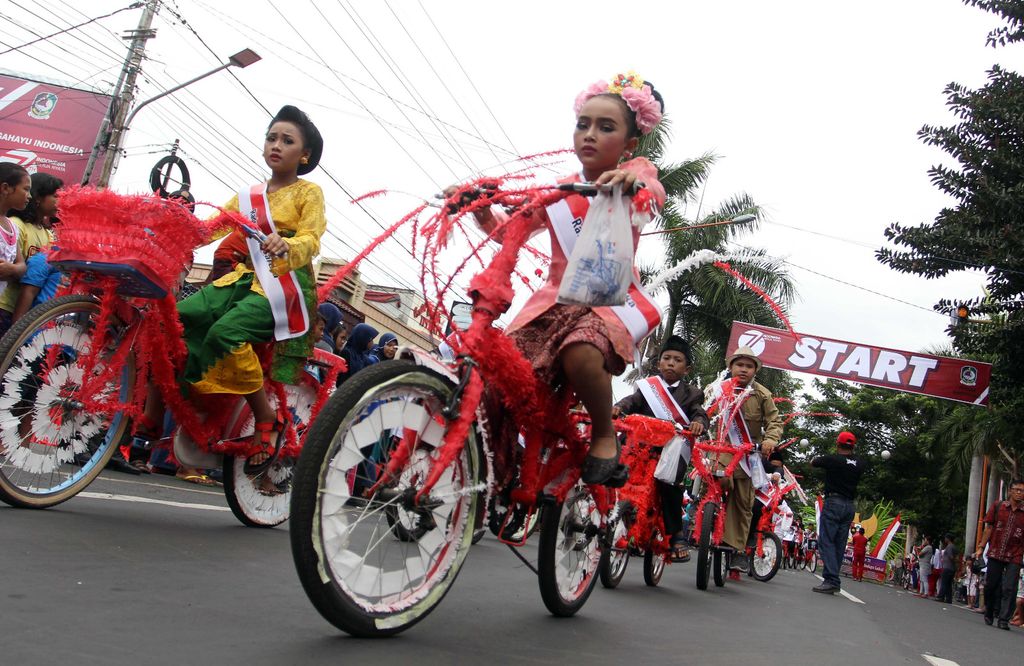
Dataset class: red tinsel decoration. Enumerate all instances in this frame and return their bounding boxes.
[713,260,795,335]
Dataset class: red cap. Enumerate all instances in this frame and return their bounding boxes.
[837,431,857,447]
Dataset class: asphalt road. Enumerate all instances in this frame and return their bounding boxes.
[1,470,1020,666]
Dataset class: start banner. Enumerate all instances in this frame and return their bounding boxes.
[0,72,110,184]
[727,322,991,406]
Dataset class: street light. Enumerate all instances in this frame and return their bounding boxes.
[94,48,261,186]
[123,48,261,129]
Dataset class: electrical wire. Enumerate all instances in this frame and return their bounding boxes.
[0,2,141,56]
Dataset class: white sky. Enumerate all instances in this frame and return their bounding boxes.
[3,0,1019,398]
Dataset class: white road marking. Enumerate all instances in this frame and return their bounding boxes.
[812,573,866,604]
[79,491,229,512]
[921,654,960,666]
[97,475,221,496]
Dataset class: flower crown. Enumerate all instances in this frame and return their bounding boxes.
[573,71,663,135]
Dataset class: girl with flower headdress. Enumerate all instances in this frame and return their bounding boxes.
[466,72,666,485]
[135,105,326,485]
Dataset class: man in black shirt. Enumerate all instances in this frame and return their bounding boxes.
[811,431,866,594]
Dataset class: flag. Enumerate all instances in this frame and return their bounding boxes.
[870,513,901,559]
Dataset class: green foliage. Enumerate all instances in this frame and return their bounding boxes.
[876,0,1024,482]
[629,120,797,390]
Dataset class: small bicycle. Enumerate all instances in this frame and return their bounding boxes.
[0,188,343,527]
[288,180,632,637]
[687,410,756,590]
[599,414,687,589]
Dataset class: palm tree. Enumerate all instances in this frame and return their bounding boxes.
[629,119,796,390]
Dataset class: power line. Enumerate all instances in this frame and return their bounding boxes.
[0,2,141,56]
[339,0,480,174]
[416,0,520,156]
[725,240,946,317]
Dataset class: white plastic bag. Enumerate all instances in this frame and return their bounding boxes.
[557,185,633,306]
[653,435,692,483]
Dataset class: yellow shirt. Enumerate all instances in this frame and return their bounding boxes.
[0,217,53,313]
[210,179,326,295]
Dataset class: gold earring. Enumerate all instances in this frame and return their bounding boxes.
[301,157,309,164]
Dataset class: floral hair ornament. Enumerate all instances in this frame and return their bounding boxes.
[573,71,663,135]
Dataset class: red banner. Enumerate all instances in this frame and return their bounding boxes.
[0,73,110,185]
[727,322,991,406]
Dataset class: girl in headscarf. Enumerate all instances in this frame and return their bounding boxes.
[316,302,343,353]
[337,322,379,384]
[370,332,398,363]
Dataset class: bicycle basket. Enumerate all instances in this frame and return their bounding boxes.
[49,186,206,299]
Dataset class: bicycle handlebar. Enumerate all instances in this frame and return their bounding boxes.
[436,180,646,214]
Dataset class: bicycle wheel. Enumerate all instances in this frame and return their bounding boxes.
[643,549,664,587]
[750,530,783,582]
[695,502,717,591]
[809,555,819,574]
[290,361,480,637]
[713,548,726,587]
[0,295,134,508]
[223,381,318,528]
[599,503,630,589]
[537,483,603,616]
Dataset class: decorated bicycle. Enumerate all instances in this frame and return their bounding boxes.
[288,72,674,637]
[0,182,344,526]
[745,466,806,582]
[598,413,693,589]
[686,374,767,590]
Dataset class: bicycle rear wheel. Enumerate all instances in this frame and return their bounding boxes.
[290,360,480,637]
[223,380,318,528]
[537,483,603,616]
[0,295,134,508]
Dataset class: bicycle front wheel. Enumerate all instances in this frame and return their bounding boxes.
[290,360,480,637]
[537,483,603,616]
[0,295,134,508]
[751,531,782,582]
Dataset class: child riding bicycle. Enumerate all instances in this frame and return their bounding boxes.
[137,105,325,485]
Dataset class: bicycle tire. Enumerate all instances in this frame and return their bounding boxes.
[643,549,664,587]
[537,484,603,616]
[695,502,717,591]
[290,360,479,637]
[0,295,134,508]
[809,555,819,574]
[750,530,783,582]
[599,505,630,589]
[713,548,726,587]
[222,382,318,528]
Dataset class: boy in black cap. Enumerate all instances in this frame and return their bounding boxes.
[613,335,709,561]
[811,431,867,594]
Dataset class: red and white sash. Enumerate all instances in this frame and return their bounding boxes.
[706,379,768,488]
[547,196,661,347]
[238,184,310,341]
[639,376,694,480]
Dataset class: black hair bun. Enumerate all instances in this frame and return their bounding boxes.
[270,105,323,175]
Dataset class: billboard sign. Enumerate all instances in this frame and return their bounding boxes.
[727,322,992,406]
[0,72,110,184]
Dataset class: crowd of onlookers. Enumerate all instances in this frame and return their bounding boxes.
[886,481,1024,631]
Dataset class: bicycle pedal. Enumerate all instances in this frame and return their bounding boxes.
[603,464,629,488]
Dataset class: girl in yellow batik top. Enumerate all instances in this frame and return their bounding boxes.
[136,105,325,476]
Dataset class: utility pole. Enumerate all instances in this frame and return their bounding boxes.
[82,0,159,187]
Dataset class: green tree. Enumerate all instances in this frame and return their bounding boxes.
[876,0,1024,478]
[632,120,797,393]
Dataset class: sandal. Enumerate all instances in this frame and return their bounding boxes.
[176,470,219,487]
[670,536,691,563]
[243,418,285,476]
